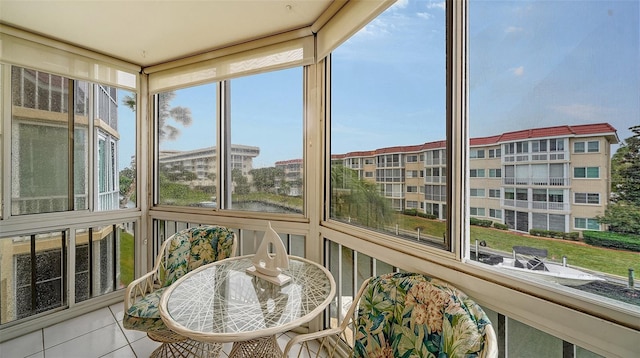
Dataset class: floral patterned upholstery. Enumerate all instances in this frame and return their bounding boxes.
[123,225,236,332]
[353,272,492,358]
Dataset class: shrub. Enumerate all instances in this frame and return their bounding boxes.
[470,217,493,227]
[417,212,437,219]
[493,222,508,230]
[402,209,418,216]
[583,230,640,252]
[529,229,580,241]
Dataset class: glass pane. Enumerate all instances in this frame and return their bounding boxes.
[157,84,217,207]
[118,89,137,209]
[330,1,447,249]
[470,0,639,312]
[95,86,137,211]
[228,68,303,214]
[508,318,563,357]
[75,223,134,303]
[11,67,70,215]
[0,231,67,324]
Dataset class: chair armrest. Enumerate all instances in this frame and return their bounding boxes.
[282,327,347,358]
[123,270,160,312]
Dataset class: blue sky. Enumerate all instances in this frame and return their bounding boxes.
[119,0,639,169]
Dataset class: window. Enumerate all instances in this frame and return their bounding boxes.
[11,66,136,214]
[407,186,418,193]
[156,84,217,207]
[471,0,639,320]
[470,169,485,177]
[365,171,374,178]
[574,140,600,153]
[470,149,485,158]
[489,189,501,198]
[532,140,547,153]
[488,148,501,158]
[575,192,600,204]
[489,168,501,178]
[406,200,419,209]
[330,0,446,247]
[470,188,485,197]
[230,68,304,212]
[470,207,485,216]
[574,167,599,178]
[575,218,601,230]
[490,209,502,219]
[516,141,528,154]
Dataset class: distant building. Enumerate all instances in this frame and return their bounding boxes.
[274,159,303,196]
[329,123,618,234]
[158,145,260,185]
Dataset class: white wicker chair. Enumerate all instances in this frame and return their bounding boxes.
[284,272,498,358]
[123,225,237,358]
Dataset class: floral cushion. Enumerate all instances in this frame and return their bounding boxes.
[124,226,235,332]
[162,226,236,287]
[353,272,491,358]
[123,287,167,332]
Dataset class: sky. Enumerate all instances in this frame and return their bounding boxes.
[119,0,639,170]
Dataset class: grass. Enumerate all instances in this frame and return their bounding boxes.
[392,213,638,278]
[119,231,135,286]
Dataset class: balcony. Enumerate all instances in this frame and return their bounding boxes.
[1,1,638,357]
[503,177,570,186]
[503,199,570,211]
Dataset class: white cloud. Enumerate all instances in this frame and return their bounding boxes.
[417,12,433,20]
[427,1,445,11]
[392,0,409,9]
[505,26,524,34]
[355,17,392,38]
[511,66,524,76]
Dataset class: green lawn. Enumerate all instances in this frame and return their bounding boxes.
[119,231,135,286]
[394,213,639,278]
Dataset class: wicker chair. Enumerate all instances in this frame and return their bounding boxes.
[284,272,498,358]
[123,225,237,358]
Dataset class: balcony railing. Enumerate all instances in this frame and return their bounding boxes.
[502,177,569,186]
[502,199,569,211]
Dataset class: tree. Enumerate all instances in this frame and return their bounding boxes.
[610,128,640,206]
[330,164,392,228]
[122,91,192,142]
[250,167,284,193]
[232,168,250,195]
[600,127,640,234]
[596,201,640,235]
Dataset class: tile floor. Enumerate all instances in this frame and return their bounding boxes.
[0,302,321,358]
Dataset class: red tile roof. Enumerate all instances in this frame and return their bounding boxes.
[328,123,617,159]
[471,123,618,146]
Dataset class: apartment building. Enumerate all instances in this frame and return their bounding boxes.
[331,123,618,234]
[274,159,303,196]
[158,144,260,186]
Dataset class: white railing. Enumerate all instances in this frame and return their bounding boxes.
[504,200,569,211]
[503,177,569,186]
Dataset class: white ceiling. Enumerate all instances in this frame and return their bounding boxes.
[0,0,335,67]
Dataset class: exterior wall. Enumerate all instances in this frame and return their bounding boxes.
[568,136,611,231]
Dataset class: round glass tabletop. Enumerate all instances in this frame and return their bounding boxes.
[160,255,335,343]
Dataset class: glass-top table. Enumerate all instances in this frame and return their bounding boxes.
[159,255,336,357]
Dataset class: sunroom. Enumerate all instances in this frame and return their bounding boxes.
[1,0,638,357]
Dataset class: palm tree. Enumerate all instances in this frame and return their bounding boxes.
[122,91,192,142]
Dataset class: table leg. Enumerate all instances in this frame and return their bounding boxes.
[229,335,282,358]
